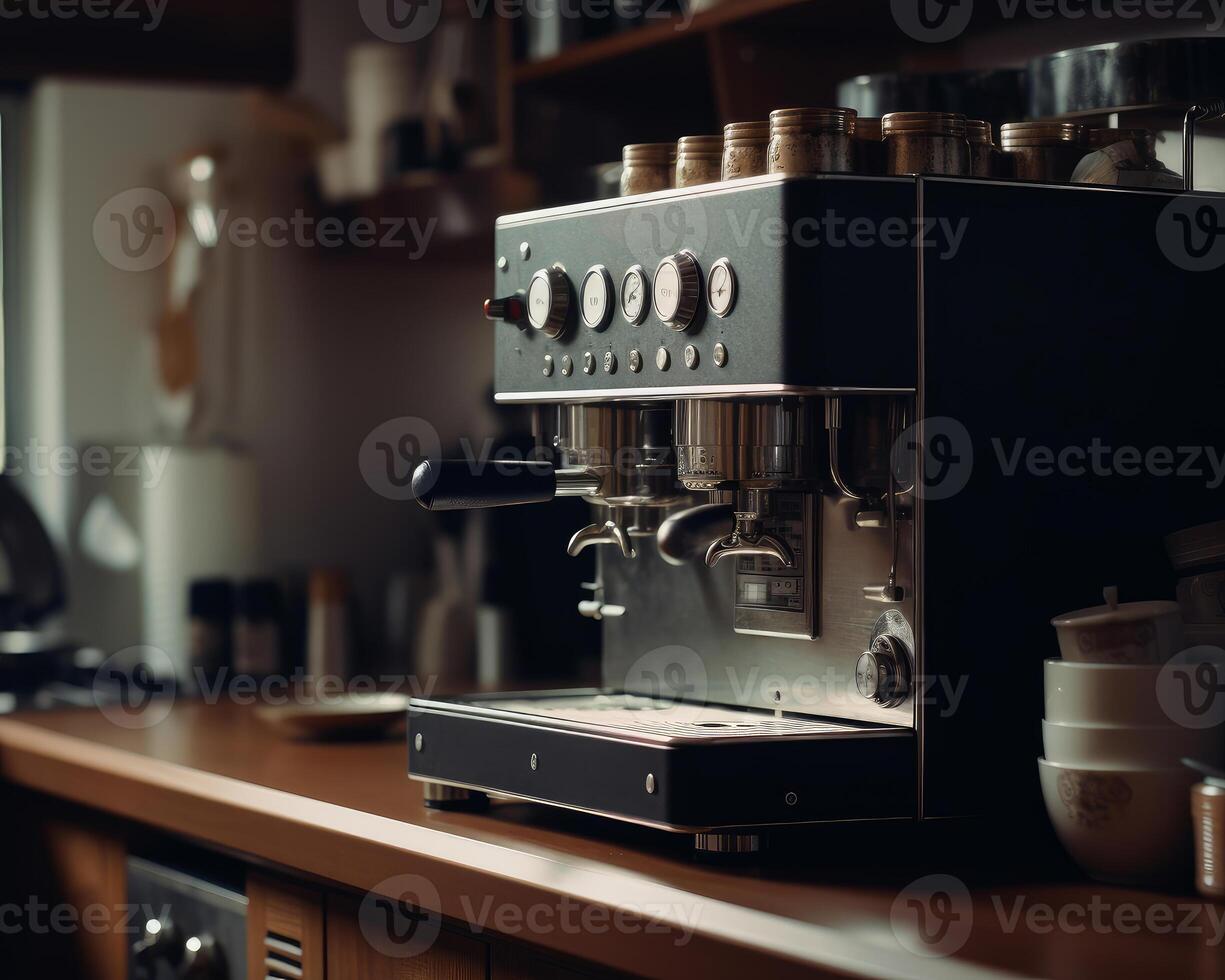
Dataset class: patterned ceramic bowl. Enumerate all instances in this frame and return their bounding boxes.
[1038,758,1195,884]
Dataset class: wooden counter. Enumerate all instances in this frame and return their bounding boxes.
[0,701,1220,979]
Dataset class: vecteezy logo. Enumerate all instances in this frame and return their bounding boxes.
[358,875,442,958]
[623,645,708,713]
[1157,648,1225,729]
[92,188,176,272]
[893,416,973,501]
[358,417,443,501]
[1156,197,1225,272]
[890,874,973,958]
[93,646,177,729]
[891,0,974,43]
[622,197,708,265]
[359,0,442,43]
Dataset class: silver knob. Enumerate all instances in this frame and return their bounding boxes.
[653,251,701,332]
[527,266,571,339]
[855,634,911,708]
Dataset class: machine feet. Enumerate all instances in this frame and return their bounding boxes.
[692,832,762,856]
[422,783,490,811]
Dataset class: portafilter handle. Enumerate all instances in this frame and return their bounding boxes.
[706,531,794,569]
[656,503,735,565]
[568,520,635,559]
[411,459,601,511]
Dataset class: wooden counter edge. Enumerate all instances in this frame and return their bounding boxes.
[0,716,1019,980]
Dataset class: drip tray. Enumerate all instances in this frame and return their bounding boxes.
[408,690,917,832]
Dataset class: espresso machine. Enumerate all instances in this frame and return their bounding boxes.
[406,170,1225,851]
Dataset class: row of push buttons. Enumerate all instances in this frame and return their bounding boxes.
[543,342,728,377]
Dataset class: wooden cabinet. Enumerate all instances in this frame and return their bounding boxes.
[326,891,489,980]
[247,873,326,980]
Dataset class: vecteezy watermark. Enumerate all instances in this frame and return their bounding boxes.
[1157,648,1225,729]
[359,0,443,43]
[1157,196,1225,272]
[0,899,171,936]
[358,417,444,502]
[623,645,710,711]
[359,875,443,959]
[893,418,1225,501]
[890,874,975,957]
[623,202,970,265]
[2,442,171,488]
[358,875,699,958]
[93,188,176,273]
[192,668,438,707]
[361,0,691,44]
[92,646,177,730]
[94,189,439,272]
[893,875,1225,956]
[893,0,1225,43]
[0,0,168,31]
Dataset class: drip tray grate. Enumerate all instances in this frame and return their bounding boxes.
[427,692,901,745]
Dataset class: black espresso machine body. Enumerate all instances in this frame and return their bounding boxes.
[408,175,1225,848]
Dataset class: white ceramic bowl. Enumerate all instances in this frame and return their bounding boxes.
[1051,599,1184,664]
[1041,719,1225,769]
[1043,650,1225,726]
[1038,758,1195,884]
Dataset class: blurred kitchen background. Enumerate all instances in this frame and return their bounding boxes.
[1,0,1223,708]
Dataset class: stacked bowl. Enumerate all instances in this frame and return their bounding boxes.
[1039,587,1225,885]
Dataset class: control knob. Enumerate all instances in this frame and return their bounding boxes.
[855,634,911,708]
[653,251,701,332]
[526,266,572,339]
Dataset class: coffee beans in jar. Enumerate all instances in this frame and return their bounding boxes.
[882,112,969,176]
[721,121,769,180]
[999,121,1087,183]
[620,143,675,196]
[852,116,886,175]
[675,135,724,188]
[966,119,998,178]
[767,108,856,175]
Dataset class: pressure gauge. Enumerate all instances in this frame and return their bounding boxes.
[706,258,736,318]
[620,265,649,324]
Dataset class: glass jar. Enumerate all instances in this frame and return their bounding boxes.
[675,135,724,188]
[620,143,674,196]
[999,121,1087,183]
[852,116,886,175]
[966,119,998,178]
[721,121,769,180]
[767,107,856,175]
[883,112,969,176]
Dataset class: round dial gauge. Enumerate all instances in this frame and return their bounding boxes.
[580,265,613,330]
[620,265,649,324]
[706,258,736,318]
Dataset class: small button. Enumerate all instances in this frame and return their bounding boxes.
[414,733,424,752]
[656,347,670,371]
[542,354,554,377]
[603,351,617,374]
[628,349,643,373]
[560,355,573,377]
[582,351,596,375]
[530,752,538,771]
[684,344,699,369]
[496,256,508,271]
[713,342,728,368]
[645,773,657,795]
[519,242,531,260]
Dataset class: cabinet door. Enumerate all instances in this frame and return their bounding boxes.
[326,890,488,980]
[247,873,326,980]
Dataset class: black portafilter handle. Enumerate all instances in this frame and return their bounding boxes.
[656,502,735,565]
[411,459,558,511]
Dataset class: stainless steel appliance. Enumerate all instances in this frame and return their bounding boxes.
[407,169,1225,851]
